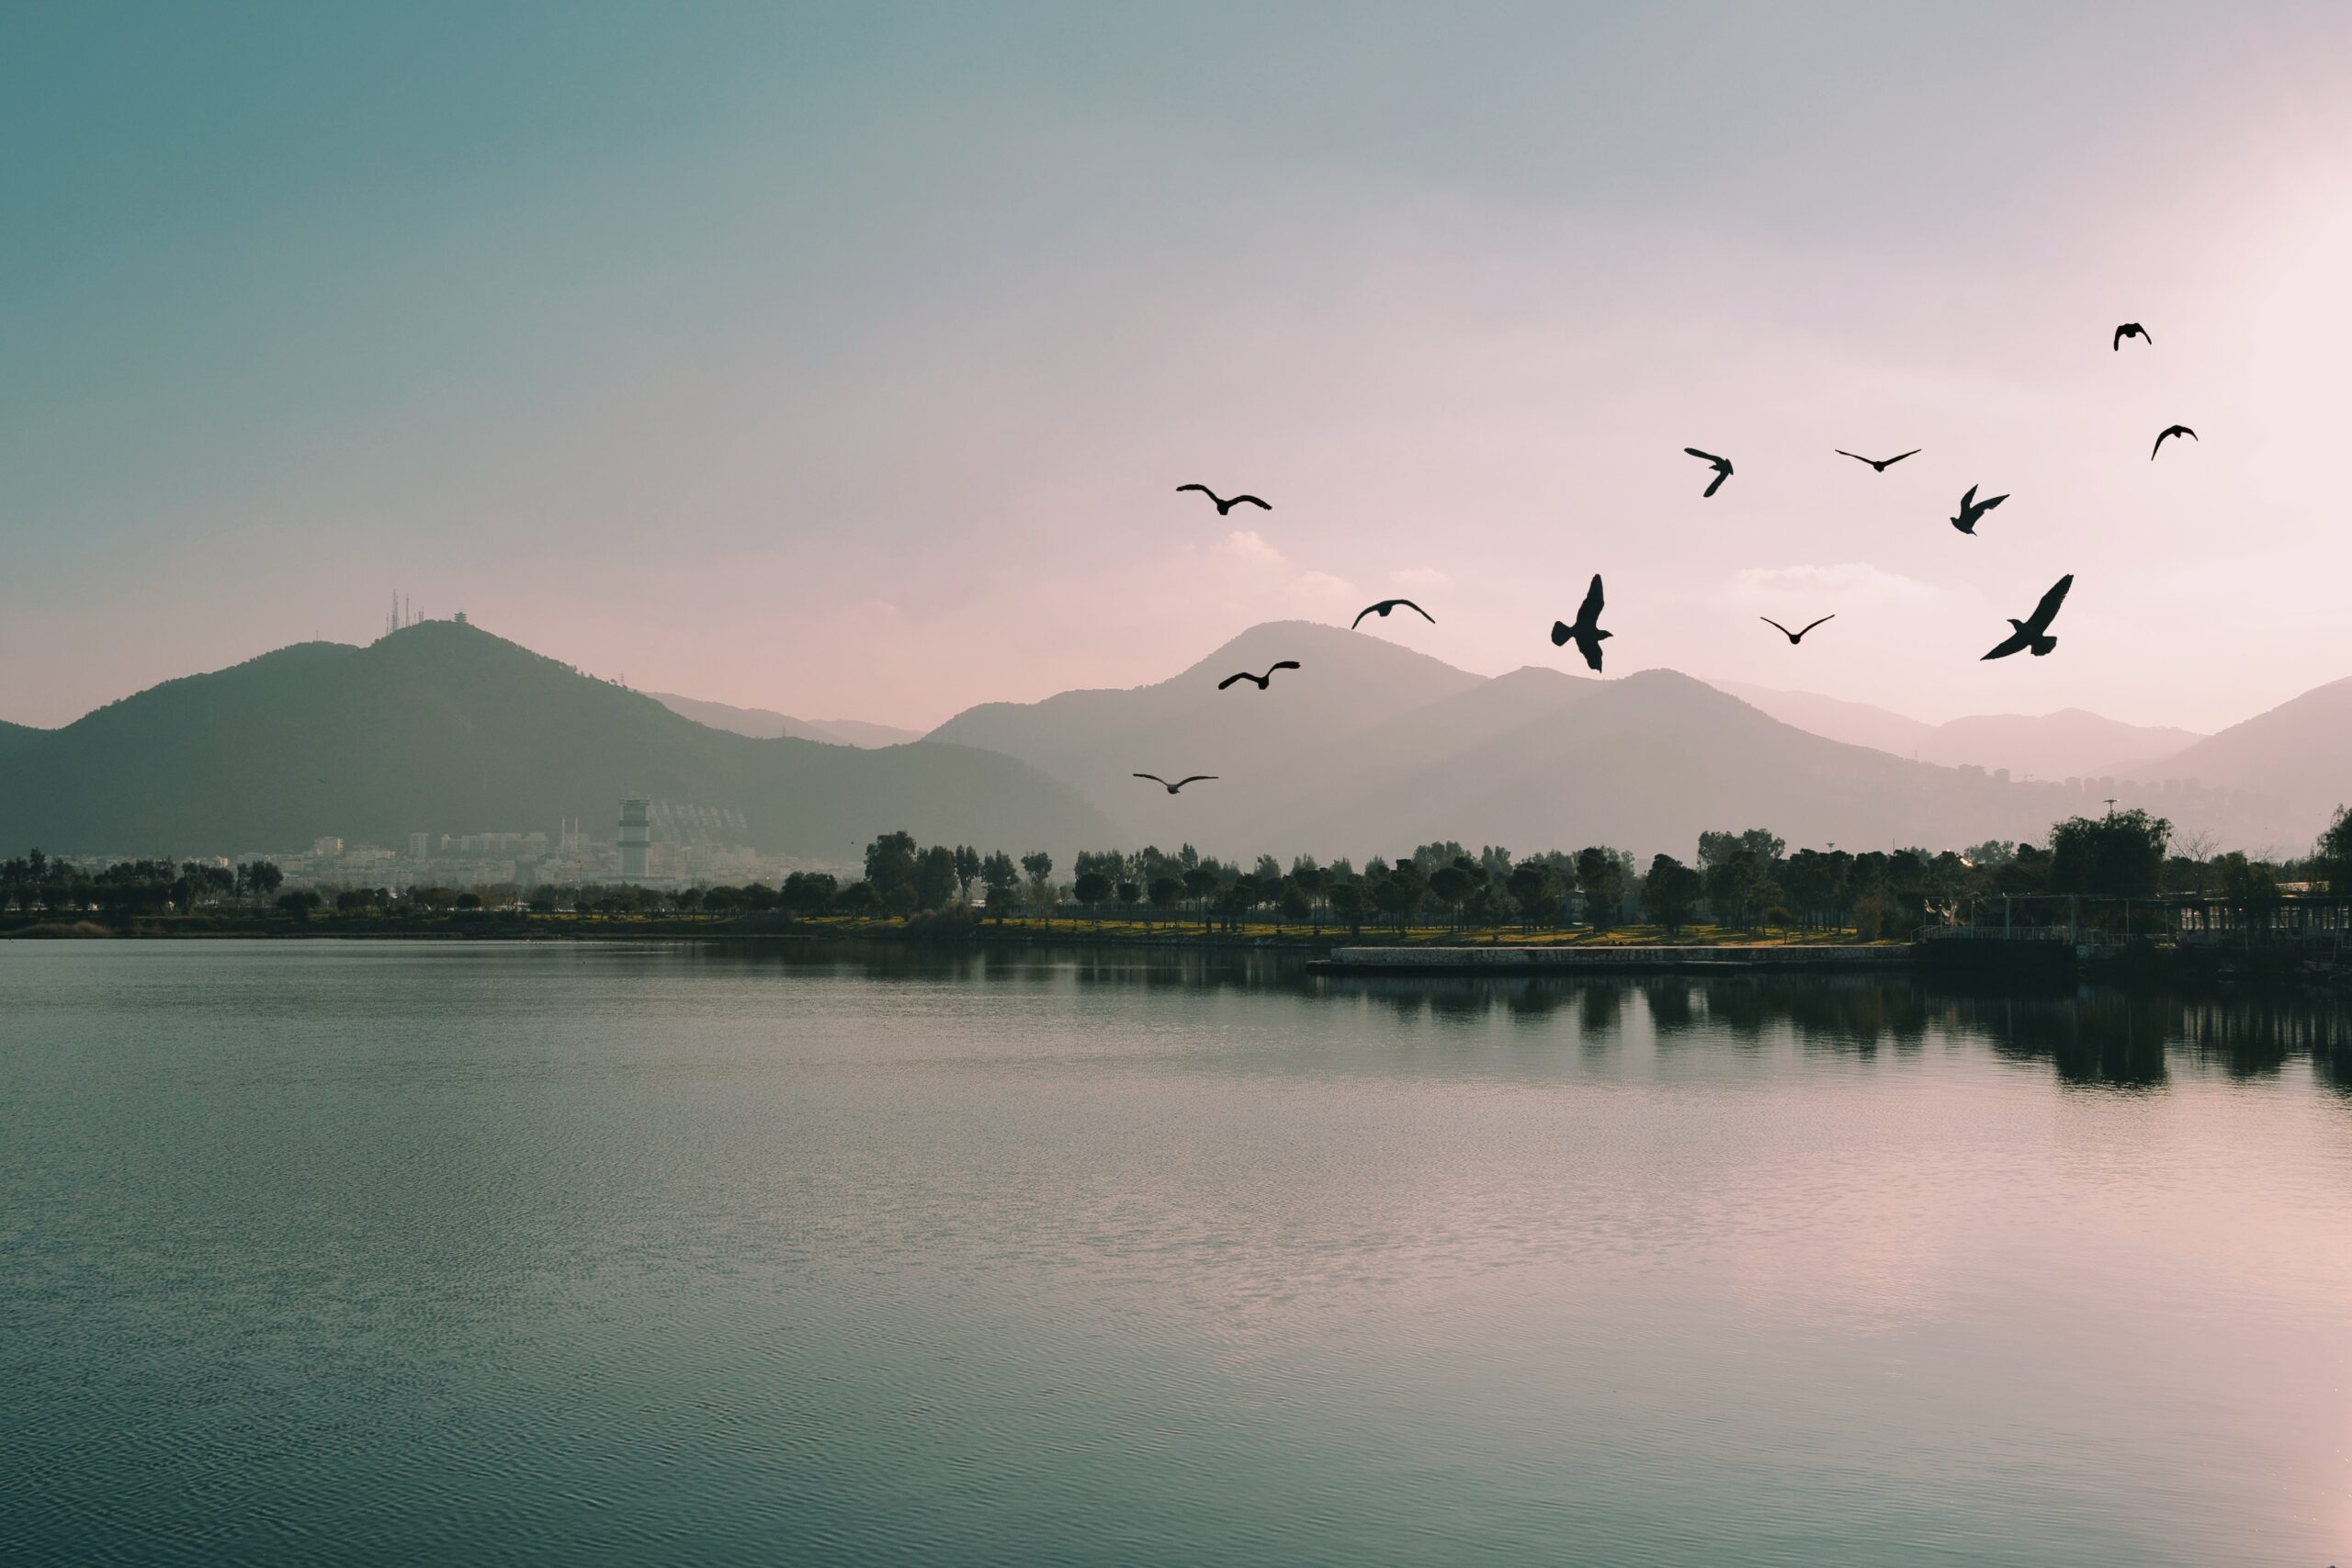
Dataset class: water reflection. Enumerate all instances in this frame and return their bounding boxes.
[730,941,2352,1094]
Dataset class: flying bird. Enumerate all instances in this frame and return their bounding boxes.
[1760,615,1834,644]
[1175,484,1270,515]
[1351,598,1434,629]
[1981,574,2074,660]
[1835,448,1918,472]
[1133,773,1216,794]
[1950,484,2009,535]
[1549,574,1611,672]
[2151,424,2197,459]
[1216,661,1300,691]
[2113,321,2152,350]
[1684,447,1734,497]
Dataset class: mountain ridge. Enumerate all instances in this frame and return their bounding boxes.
[0,621,1118,861]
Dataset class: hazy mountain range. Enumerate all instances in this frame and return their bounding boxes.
[1709,682,2207,782]
[925,621,2318,860]
[2,618,2341,864]
[0,622,1114,860]
[645,692,922,749]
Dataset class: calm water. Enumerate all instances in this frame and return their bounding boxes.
[4,942,2348,1567]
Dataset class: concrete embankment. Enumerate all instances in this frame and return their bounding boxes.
[1308,944,1912,976]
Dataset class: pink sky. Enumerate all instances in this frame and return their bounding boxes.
[7,7,2350,736]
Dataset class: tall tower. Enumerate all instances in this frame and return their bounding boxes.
[618,799,650,881]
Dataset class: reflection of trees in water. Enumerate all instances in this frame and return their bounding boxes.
[1925,986,2352,1089]
[1694,977,1930,1056]
[776,944,2352,1093]
[1940,988,2174,1088]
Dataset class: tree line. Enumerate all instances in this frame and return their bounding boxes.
[6,805,2345,935]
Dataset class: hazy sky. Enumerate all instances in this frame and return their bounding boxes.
[6,3,2351,734]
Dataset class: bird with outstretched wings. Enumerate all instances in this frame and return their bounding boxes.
[1216,661,1301,691]
[1133,773,1217,794]
[1684,447,1734,497]
[1550,574,1611,672]
[1982,575,2074,660]
[1760,615,1834,644]
[1351,599,1434,629]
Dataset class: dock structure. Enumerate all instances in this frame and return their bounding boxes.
[1310,944,1911,976]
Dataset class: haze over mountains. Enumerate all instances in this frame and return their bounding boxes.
[925,621,2290,860]
[5,619,2340,866]
[1712,682,2207,782]
[0,622,1114,861]
[646,692,921,749]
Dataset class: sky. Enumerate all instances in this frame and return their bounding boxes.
[6,2,2351,735]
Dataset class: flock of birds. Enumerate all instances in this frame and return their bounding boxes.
[1135,323,2189,795]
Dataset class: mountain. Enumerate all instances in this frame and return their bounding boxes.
[646,691,922,749]
[925,622,2210,860]
[1717,682,2203,781]
[0,621,1117,861]
[926,620,1485,841]
[2130,677,2352,840]
[1710,682,1935,759]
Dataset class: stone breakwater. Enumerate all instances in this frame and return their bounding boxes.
[1310,944,1913,976]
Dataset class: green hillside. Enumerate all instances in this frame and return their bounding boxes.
[0,621,1118,859]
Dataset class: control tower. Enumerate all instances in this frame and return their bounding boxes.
[618,798,650,881]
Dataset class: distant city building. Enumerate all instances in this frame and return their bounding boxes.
[311,836,344,858]
[618,799,650,881]
[407,832,429,860]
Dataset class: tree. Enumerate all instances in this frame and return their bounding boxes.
[953,845,981,902]
[1019,852,1056,929]
[2316,806,2352,896]
[865,831,919,891]
[2215,852,2281,935]
[1115,880,1143,921]
[1278,880,1312,932]
[1507,862,1558,931]
[277,889,323,920]
[239,860,284,910]
[1146,875,1182,926]
[1373,874,1420,931]
[1703,848,1767,931]
[1577,847,1628,931]
[836,881,881,918]
[979,853,1022,919]
[912,845,958,910]
[1429,863,1474,927]
[1073,870,1113,922]
[783,872,838,915]
[1642,853,1702,936]
[1328,881,1368,937]
[2050,808,2170,899]
[1182,866,1217,931]
[1289,861,1327,931]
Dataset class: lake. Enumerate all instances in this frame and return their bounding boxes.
[3,942,2347,1566]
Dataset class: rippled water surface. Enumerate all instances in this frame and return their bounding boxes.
[4,942,2349,1565]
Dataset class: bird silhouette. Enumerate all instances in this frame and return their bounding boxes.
[1981,574,2074,660]
[1951,484,2009,535]
[1760,615,1834,644]
[1133,773,1216,794]
[1835,448,1918,472]
[1550,575,1611,672]
[2151,424,2197,459]
[1175,484,1269,515]
[1216,661,1300,691]
[1684,447,1734,497]
[1351,598,1434,629]
[2113,321,2152,350]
